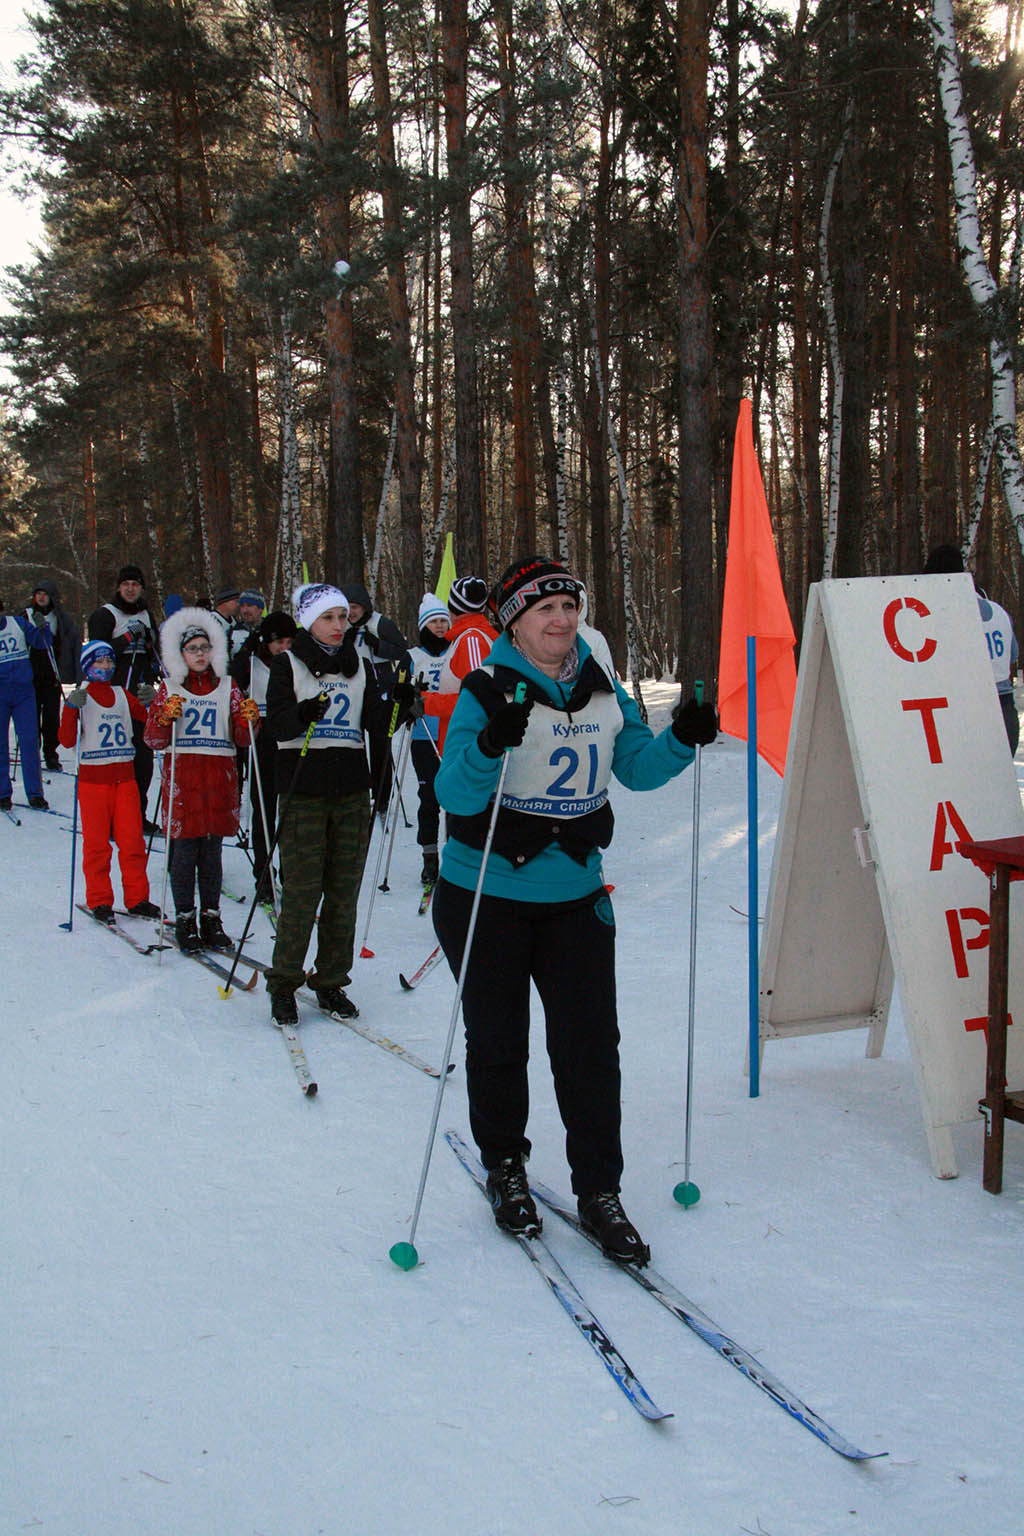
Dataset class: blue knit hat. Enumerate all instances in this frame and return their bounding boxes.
[80,640,115,679]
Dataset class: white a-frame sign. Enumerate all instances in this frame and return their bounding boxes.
[760,574,1024,1177]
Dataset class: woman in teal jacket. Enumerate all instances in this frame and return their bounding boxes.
[432,556,717,1265]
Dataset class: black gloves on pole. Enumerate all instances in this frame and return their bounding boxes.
[477,696,534,758]
[297,691,330,726]
[671,693,718,747]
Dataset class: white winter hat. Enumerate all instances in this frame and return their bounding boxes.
[293,583,349,630]
[418,592,450,629]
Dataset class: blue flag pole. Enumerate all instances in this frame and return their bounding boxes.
[747,634,759,1097]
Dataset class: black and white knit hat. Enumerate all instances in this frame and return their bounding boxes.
[491,556,585,631]
[447,576,489,615]
[293,582,349,630]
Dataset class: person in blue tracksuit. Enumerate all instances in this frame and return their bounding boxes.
[432,555,718,1265]
[0,594,52,810]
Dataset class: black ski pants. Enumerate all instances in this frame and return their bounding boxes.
[34,677,61,759]
[410,737,441,848]
[433,878,622,1199]
[169,834,223,915]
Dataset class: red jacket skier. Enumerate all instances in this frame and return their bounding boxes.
[59,640,160,924]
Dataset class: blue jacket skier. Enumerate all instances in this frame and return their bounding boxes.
[431,555,718,1265]
[0,594,51,810]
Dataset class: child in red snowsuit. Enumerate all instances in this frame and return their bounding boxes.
[59,639,160,925]
[144,607,259,953]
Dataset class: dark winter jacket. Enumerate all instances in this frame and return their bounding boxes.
[87,593,159,688]
[343,582,407,665]
[27,578,81,685]
[265,628,385,801]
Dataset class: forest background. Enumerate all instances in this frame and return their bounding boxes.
[0,0,1020,694]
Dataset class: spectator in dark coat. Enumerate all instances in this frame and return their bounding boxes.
[87,565,161,829]
[26,577,81,770]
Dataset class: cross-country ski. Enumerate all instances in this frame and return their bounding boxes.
[447,1131,671,1424]
[399,943,443,991]
[528,1173,883,1460]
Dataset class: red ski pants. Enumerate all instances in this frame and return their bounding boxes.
[79,778,150,911]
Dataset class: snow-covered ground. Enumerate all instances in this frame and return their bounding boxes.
[4,680,1024,1535]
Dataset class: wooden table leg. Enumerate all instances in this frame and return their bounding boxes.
[983,866,1010,1194]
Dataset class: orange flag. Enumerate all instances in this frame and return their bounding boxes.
[718,399,797,776]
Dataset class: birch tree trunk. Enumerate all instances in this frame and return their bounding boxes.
[931,0,1024,547]
[819,118,850,579]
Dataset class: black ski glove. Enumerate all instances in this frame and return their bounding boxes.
[393,678,426,722]
[671,693,718,747]
[297,692,330,726]
[478,696,534,758]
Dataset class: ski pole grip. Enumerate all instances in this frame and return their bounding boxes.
[502,682,528,754]
[388,667,408,738]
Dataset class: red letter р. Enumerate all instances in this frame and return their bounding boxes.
[945,907,990,980]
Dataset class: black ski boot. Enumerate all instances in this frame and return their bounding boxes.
[0,797,11,811]
[578,1192,651,1267]
[127,899,161,918]
[486,1155,542,1236]
[315,986,359,1019]
[199,909,234,952]
[175,909,202,954]
[91,904,116,927]
[28,796,49,810]
[271,990,298,1028]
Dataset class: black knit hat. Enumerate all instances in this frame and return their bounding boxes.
[447,575,489,615]
[116,564,145,586]
[258,611,298,645]
[491,556,584,631]
[214,584,241,606]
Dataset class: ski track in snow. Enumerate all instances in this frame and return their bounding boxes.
[4,684,1024,1534]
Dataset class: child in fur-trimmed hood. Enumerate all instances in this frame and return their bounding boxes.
[144,606,260,953]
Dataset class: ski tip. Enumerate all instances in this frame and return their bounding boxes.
[672,1181,701,1208]
[399,974,412,990]
[360,946,375,958]
[389,1240,419,1272]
